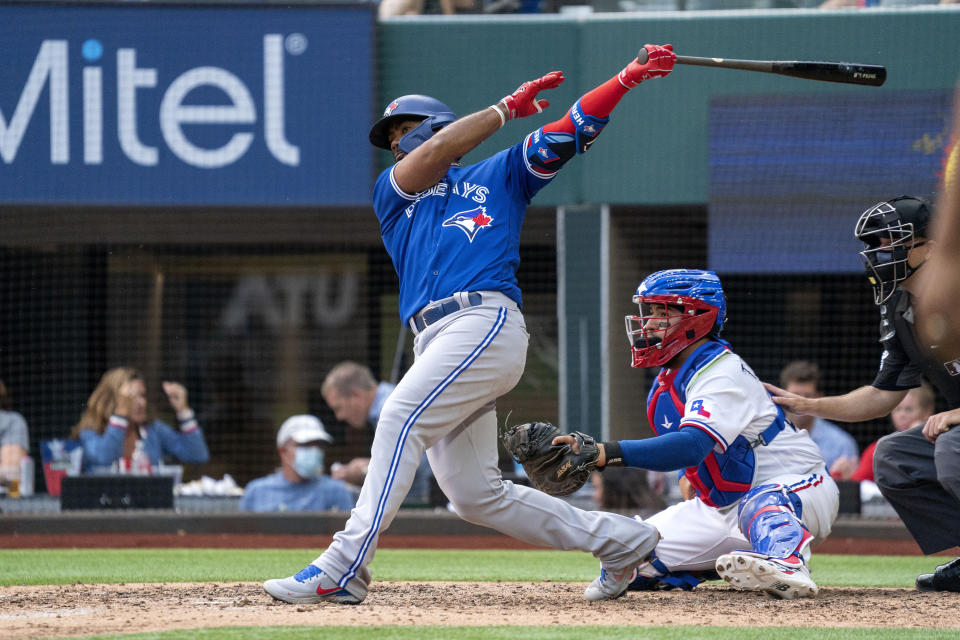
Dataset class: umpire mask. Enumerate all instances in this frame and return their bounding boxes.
[854,196,931,305]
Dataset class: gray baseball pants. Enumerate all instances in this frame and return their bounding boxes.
[874,424,960,554]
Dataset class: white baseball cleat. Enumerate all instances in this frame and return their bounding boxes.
[715,551,818,600]
[584,566,636,601]
[264,564,366,605]
[584,522,661,601]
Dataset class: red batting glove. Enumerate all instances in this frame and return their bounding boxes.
[618,44,675,89]
[500,71,565,120]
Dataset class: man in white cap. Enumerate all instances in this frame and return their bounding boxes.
[239,415,356,512]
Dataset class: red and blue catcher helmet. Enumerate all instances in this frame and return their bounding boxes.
[624,269,727,369]
[369,94,457,155]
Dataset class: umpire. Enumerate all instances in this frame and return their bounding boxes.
[765,196,960,592]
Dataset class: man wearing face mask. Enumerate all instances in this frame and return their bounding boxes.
[766,196,960,592]
[239,415,356,512]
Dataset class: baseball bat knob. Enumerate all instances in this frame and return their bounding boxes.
[637,48,649,64]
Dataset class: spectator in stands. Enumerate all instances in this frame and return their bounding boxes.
[322,361,433,505]
[378,0,477,16]
[820,0,957,7]
[70,367,209,472]
[591,467,666,515]
[832,382,936,482]
[239,415,355,512]
[778,360,859,474]
[0,380,29,469]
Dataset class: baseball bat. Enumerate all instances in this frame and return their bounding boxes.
[637,48,886,87]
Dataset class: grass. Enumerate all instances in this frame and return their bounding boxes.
[0,548,943,587]
[4,549,951,640]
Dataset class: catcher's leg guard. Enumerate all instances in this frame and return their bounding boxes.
[737,484,812,560]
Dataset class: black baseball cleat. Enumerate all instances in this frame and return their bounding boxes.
[916,557,960,592]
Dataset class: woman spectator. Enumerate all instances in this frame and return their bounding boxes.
[70,367,209,472]
[0,380,30,469]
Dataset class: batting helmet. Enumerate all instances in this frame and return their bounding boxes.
[854,195,932,305]
[624,269,727,369]
[369,94,457,154]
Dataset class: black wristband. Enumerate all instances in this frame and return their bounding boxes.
[600,441,624,469]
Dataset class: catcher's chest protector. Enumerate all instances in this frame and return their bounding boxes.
[646,341,770,508]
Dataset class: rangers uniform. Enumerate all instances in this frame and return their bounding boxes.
[634,340,838,584]
[590,268,841,600]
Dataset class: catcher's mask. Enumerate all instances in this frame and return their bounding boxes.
[854,195,931,305]
[625,269,726,369]
[368,94,457,156]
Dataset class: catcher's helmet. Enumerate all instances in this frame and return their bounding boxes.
[854,195,931,305]
[368,94,457,155]
[624,269,726,369]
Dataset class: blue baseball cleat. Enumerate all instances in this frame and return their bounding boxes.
[264,564,367,605]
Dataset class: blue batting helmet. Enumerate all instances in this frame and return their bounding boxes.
[369,94,457,154]
[624,269,727,368]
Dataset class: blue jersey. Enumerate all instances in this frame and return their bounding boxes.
[373,133,554,325]
[77,416,210,472]
[239,471,356,513]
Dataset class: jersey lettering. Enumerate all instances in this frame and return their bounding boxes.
[453,181,489,203]
[417,182,448,199]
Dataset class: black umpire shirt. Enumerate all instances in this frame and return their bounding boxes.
[873,286,960,408]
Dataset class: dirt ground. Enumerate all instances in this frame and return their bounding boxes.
[4,534,959,638]
[3,581,960,639]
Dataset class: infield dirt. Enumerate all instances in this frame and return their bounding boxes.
[3,581,959,639]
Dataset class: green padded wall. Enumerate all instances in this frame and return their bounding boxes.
[379,9,960,205]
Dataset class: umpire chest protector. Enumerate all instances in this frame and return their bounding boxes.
[646,341,786,508]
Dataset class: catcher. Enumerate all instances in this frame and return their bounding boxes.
[505,269,839,600]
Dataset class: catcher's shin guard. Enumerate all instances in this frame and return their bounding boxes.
[738,484,812,561]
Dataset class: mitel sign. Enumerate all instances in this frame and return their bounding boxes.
[0,6,374,205]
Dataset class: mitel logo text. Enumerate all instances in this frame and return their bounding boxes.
[0,34,303,168]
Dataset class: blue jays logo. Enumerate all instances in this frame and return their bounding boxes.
[583,124,597,134]
[384,100,400,116]
[442,206,493,243]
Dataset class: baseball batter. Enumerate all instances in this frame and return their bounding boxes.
[559,269,839,600]
[264,45,677,604]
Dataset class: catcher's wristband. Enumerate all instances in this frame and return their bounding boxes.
[599,441,624,469]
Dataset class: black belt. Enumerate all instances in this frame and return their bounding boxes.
[410,292,483,333]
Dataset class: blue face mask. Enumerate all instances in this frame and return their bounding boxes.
[292,446,324,479]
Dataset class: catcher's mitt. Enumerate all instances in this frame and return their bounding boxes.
[502,421,600,496]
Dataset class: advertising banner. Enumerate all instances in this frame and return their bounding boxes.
[0,4,374,206]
